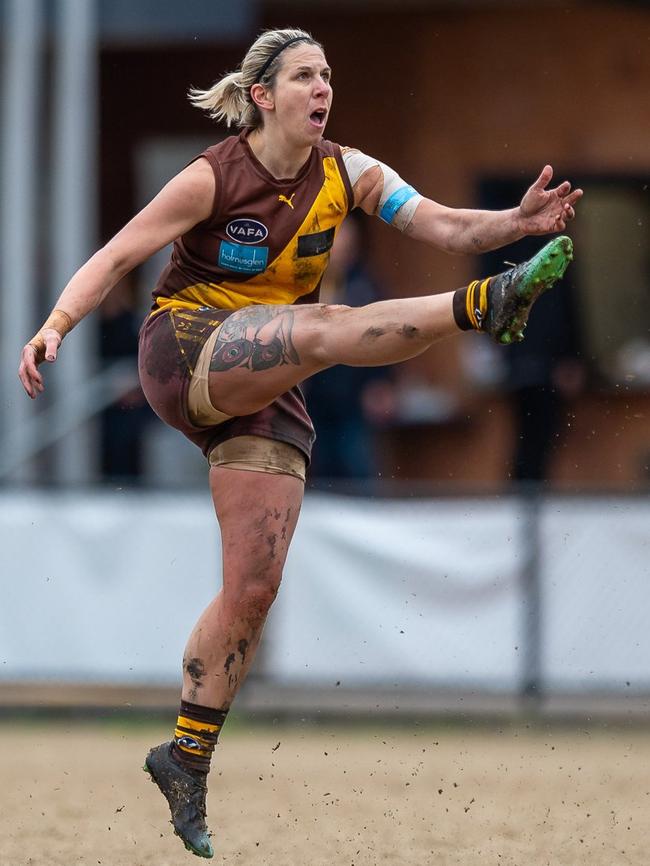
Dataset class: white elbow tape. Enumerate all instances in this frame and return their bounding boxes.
[342,149,423,231]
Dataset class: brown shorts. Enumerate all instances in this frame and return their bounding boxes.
[138,307,315,463]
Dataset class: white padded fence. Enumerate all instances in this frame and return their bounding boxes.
[0,490,649,697]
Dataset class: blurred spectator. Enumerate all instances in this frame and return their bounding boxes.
[503,272,585,483]
[305,213,397,479]
[479,179,587,484]
[479,237,584,484]
[99,279,153,482]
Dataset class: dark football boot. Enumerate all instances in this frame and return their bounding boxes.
[144,741,214,858]
[482,235,574,344]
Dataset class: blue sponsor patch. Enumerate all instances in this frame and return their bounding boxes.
[219,241,269,274]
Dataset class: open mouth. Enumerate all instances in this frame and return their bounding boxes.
[309,108,327,128]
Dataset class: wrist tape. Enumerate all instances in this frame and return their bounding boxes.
[28,309,73,361]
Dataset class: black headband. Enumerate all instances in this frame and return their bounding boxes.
[254,36,310,84]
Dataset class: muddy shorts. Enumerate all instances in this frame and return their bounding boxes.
[138,307,316,463]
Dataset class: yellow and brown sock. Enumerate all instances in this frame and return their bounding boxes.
[453,278,491,332]
[171,700,228,774]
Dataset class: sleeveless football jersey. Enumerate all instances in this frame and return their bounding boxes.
[152,131,353,314]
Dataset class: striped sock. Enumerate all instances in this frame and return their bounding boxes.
[171,700,228,774]
[453,277,491,332]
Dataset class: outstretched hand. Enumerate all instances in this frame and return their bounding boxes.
[18,329,63,399]
[519,165,583,235]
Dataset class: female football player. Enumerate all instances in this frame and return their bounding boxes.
[19,27,581,858]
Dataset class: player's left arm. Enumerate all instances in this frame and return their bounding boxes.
[347,150,582,254]
[406,165,582,253]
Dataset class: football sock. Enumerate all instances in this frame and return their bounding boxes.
[171,700,228,774]
[452,278,490,332]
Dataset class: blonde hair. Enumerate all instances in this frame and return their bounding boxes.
[188,28,322,130]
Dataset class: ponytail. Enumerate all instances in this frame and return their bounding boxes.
[189,28,322,130]
[188,71,254,128]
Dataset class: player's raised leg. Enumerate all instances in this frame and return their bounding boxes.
[207,236,573,418]
[145,467,304,859]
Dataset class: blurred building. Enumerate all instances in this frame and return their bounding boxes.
[305,213,398,481]
[1,0,649,489]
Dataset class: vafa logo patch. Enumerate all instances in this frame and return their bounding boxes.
[226,218,269,245]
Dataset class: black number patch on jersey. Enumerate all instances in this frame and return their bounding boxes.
[297,226,335,258]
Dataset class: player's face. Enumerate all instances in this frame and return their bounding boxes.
[272,45,333,144]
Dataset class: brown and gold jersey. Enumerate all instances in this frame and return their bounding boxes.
[152,132,353,315]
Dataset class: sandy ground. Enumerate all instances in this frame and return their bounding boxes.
[0,719,648,866]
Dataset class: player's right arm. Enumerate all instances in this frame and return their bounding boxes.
[18,157,215,398]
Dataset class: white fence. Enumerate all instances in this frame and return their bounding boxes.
[1,490,649,703]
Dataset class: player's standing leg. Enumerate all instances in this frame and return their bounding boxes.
[145,467,304,858]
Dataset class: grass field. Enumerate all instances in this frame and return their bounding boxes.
[1,717,648,865]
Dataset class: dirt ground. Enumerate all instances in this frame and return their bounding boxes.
[1,718,648,866]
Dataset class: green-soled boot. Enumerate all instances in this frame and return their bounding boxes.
[483,235,574,344]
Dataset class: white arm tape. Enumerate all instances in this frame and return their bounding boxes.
[342,148,423,231]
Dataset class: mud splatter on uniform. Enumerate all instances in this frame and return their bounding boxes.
[138,131,353,462]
